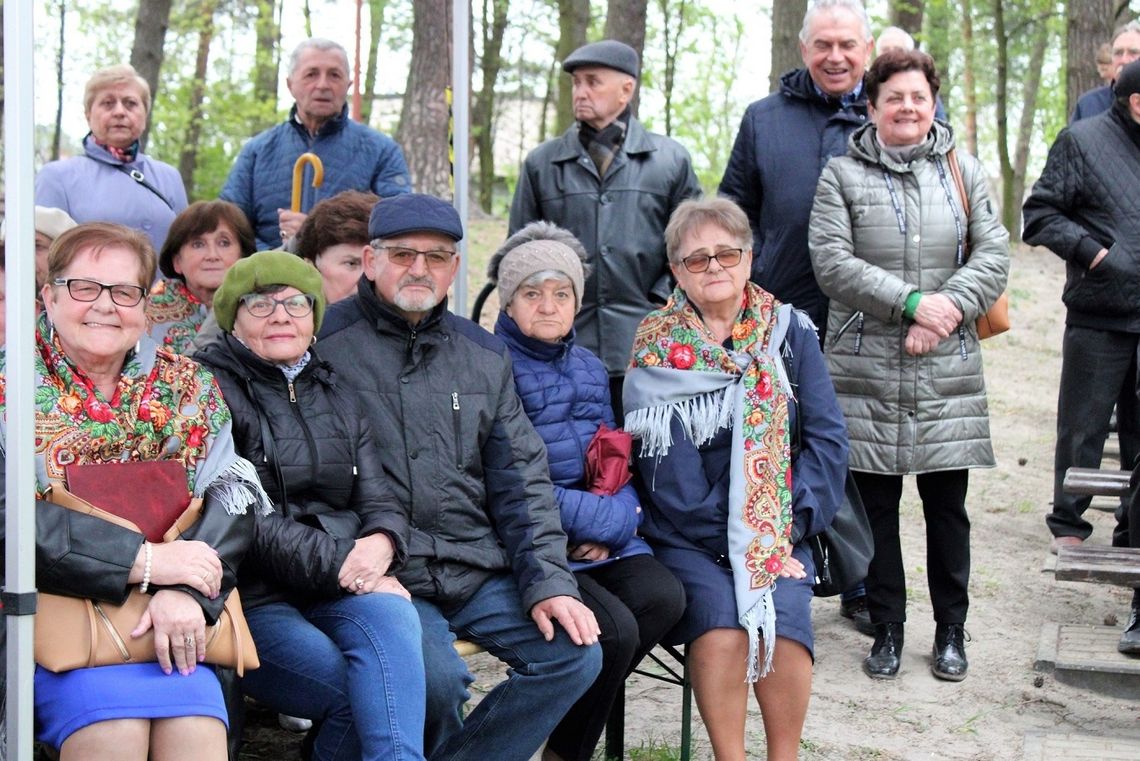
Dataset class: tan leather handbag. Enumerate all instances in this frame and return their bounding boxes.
[947,148,1010,339]
[34,482,259,675]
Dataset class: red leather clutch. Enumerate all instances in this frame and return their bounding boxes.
[65,460,191,543]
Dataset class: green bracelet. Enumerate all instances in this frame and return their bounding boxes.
[903,291,923,320]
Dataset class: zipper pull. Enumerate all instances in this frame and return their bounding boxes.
[452,392,460,411]
[288,381,296,403]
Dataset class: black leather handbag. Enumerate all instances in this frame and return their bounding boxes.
[807,472,873,597]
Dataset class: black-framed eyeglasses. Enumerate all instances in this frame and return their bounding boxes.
[52,277,147,307]
[373,245,457,270]
[679,248,744,273]
[239,293,315,319]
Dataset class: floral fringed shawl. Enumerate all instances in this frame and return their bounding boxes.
[145,278,210,356]
[624,283,795,681]
[0,315,270,518]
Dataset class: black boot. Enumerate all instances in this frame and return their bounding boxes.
[863,622,903,680]
[932,623,968,681]
[840,595,875,637]
[1119,589,1140,655]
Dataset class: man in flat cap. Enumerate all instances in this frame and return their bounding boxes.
[1023,59,1140,654]
[510,39,701,420]
[318,193,601,760]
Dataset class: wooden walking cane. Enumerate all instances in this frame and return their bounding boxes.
[291,152,325,212]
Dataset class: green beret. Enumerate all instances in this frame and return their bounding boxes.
[213,250,326,333]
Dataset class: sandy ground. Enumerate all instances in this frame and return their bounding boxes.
[239,243,1140,760]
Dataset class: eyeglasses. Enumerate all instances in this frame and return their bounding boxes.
[239,293,315,318]
[373,245,457,270]
[679,248,744,274]
[53,277,147,307]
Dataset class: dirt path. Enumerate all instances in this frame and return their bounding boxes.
[466,244,1140,759]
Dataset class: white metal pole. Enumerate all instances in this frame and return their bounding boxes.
[4,1,40,758]
[451,0,470,317]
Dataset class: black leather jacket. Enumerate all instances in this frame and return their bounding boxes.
[195,333,409,610]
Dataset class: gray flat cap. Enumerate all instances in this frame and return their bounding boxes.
[562,40,639,79]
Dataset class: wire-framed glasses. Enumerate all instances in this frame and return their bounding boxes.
[52,277,147,307]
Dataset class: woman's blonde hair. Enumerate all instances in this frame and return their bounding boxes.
[664,198,752,264]
[84,64,151,117]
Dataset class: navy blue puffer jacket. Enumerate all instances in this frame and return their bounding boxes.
[496,312,649,570]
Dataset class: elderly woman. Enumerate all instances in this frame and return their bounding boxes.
[627,198,848,761]
[809,49,1009,681]
[35,65,188,252]
[488,222,686,761]
[296,190,380,304]
[0,222,265,760]
[146,201,256,354]
[194,251,424,761]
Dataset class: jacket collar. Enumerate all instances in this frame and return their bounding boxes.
[780,67,869,112]
[355,275,449,339]
[82,133,140,167]
[495,310,573,362]
[550,116,655,163]
[198,331,331,386]
[288,103,350,140]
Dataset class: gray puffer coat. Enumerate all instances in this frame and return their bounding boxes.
[809,121,1009,475]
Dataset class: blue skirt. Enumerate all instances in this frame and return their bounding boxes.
[654,542,816,658]
[35,662,228,750]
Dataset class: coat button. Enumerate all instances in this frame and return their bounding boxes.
[400,376,409,384]
[912,234,921,244]
[409,450,419,459]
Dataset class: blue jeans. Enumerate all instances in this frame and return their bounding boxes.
[414,574,602,761]
[242,594,426,761]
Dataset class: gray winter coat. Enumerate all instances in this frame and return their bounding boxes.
[809,121,1009,475]
[509,118,702,375]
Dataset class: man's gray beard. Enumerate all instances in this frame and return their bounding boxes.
[393,288,441,314]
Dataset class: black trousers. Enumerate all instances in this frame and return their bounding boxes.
[854,469,971,625]
[1049,325,1140,542]
[545,554,686,761]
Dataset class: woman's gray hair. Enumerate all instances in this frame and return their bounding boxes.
[664,198,752,264]
[799,0,873,44]
[487,221,592,283]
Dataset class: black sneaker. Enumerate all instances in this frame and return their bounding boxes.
[840,595,875,637]
[1119,590,1140,655]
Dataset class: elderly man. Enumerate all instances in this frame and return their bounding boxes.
[509,40,701,418]
[719,0,872,331]
[1023,61,1140,654]
[720,0,873,632]
[220,38,411,249]
[318,193,602,760]
[1071,20,1140,122]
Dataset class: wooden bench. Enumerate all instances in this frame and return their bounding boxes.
[1061,467,1131,498]
[1055,545,1140,586]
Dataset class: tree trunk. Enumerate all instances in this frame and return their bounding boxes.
[253,0,283,130]
[603,0,648,115]
[303,0,313,38]
[474,0,509,212]
[361,0,388,124]
[1009,16,1049,242]
[993,0,1014,236]
[52,0,66,161]
[961,0,978,155]
[129,0,173,152]
[889,0,924,33]
[769,0,807,93]
[1066,0,1114,117]
[923,0,951,110]
[178,0,220,197]
[658,0,688,137]
[554,0,590,134]
[396,0,452,197]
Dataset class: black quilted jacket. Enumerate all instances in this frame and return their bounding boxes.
[1023,102,1140,332]
[196,333,409,610]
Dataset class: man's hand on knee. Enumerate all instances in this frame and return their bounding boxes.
[530,595,600,646]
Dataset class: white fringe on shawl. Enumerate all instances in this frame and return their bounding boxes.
[194,420,274,517]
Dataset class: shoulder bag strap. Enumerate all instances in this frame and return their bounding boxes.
[946,148,972,260]
[86,155,175,211]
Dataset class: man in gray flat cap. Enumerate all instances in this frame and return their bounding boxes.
[509,39,701,421]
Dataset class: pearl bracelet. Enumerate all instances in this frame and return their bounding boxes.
[139,541,153,593]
